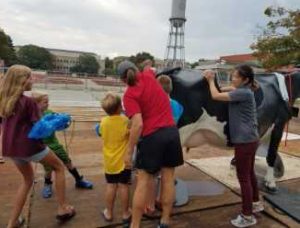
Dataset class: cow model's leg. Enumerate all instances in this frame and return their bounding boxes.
[265,118,286,192]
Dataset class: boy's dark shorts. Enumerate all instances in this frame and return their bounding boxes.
[135,126,183,175]
[105,169,132,184]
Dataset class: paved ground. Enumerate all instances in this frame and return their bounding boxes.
[1,102,300,227]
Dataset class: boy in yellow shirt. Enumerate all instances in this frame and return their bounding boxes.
[99,93,131,225]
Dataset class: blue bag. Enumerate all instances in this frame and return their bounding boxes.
[28,113,71,139]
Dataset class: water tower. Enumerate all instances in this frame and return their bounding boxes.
[164,0,187,68]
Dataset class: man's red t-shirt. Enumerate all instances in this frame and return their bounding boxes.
[0,95,45,158]
[123,69,175,136]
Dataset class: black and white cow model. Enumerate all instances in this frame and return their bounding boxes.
[159,68,300,193]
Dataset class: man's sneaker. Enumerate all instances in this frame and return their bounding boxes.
[231,214,257,227]
[42,184,53,198]
[75,178,93,189]
[253,201,264,213]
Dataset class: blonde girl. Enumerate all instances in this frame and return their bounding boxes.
[0,65,75,228]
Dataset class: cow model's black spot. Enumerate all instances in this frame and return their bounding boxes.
[254,86,264,108]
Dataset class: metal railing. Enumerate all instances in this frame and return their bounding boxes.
[31,70,125,93]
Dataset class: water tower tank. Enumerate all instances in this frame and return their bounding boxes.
[170,0,186,27]
[171,0,186,20]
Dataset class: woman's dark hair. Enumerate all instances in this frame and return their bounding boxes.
[235,64,258,90]
[123,68,138,86]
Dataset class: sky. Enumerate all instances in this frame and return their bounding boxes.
[0,0,299,62]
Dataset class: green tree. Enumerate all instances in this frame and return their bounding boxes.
[104,57,114,76]
[70,54,99,74]
[251,6,300,69]
[0,29,18,66]
[17,45,53,70]
[105,57,114,69]
[190,61,199,69]
[103,68,116,76]
[129,52,155,67]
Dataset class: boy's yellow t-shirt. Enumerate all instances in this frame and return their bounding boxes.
[100,115,129,174]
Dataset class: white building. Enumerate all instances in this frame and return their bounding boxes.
[48,48,104,74]
[15,46,105,74]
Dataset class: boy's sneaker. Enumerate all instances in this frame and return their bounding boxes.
[231,214,257,227]
[157,222,169,228]
[42,184,53,198]
[75,177,93,189]
[253,201,264,213]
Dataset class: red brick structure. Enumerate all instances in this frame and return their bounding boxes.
[220,54,257,64]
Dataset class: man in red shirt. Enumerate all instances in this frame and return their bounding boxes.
[118,60,183,228]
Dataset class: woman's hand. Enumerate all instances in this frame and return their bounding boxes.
[203,70,215,81]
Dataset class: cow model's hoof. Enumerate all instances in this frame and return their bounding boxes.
[274,155,284,178]
[264,184,278,194]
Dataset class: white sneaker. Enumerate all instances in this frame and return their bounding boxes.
[253,201,264,213]
[231,214,257,227]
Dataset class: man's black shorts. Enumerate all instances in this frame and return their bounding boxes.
[135,126,183,174]
[105,169,131,184]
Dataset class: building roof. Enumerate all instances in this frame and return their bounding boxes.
[195,63,234,70]
[47,48,96,56]
[220,54,256,63]
[197,59,219,66]
[14,45,97,56]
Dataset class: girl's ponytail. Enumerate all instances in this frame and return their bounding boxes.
[250,80,259,91]
[126,68,137,86]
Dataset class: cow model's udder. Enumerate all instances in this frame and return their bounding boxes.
[184,129,228,148]
[179,109,228,149]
